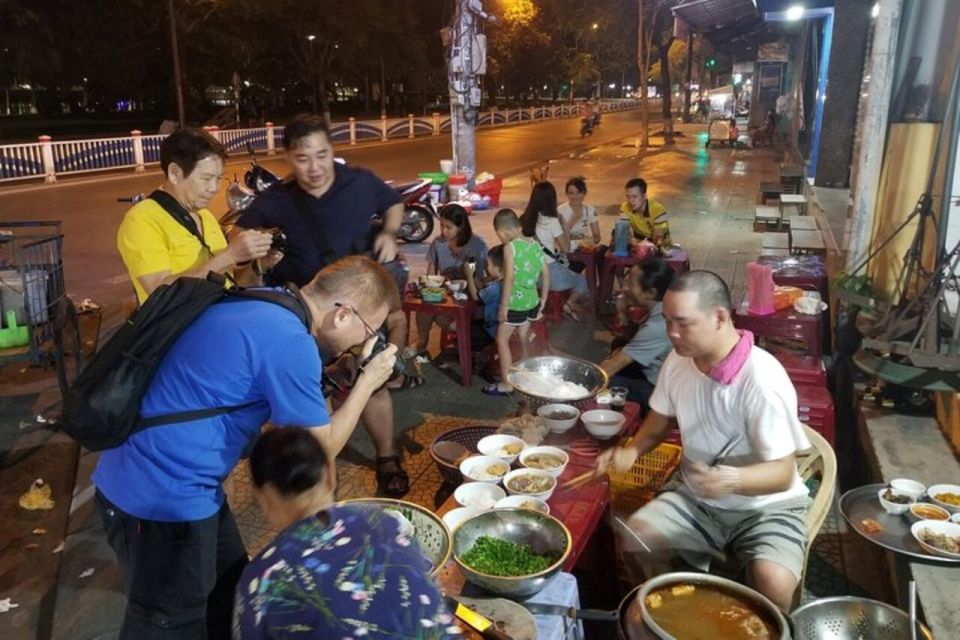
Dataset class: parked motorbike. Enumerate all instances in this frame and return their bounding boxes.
[219,144,282,233]
[393,178,438,243]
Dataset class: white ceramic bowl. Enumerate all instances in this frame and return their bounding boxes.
[446,279,467,294]
[581,409,626,440]
[950,512,960,525]
[537,404,581,434]
[877,487,915,516]
[495,495,550,515]
[454,482,506,510]
[443,507,481,532]
[459,455,511,483]
[477,434,526,464]
[519,446,569,478]
[890,478,926,499]
[926,484,960,514]
[503,468,557,501]
[911,520,960,559]
[906,502,951,524]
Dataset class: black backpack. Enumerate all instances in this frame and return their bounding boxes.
[61,274,311,451]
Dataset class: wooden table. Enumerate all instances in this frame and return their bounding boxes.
[402,289,477,386]
[758,181,782,204]
[790,230,826,255]
[754,205,782,232]
[761,232,790,251]
[779,193,808,217]
[733,296,825,359]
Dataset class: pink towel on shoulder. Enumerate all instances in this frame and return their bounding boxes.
[708,330,755,385]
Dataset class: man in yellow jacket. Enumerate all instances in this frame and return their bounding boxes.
[620,177,672,248]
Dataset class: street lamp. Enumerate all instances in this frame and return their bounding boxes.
[306,35,318,115]
[591,22,598,30]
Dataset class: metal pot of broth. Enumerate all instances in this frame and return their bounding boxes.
[618,573,791,640]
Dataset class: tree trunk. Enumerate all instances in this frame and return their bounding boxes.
[659,39,674,144]
[318,76,332,127]
[638,0,649,148]
[364,69,371,115]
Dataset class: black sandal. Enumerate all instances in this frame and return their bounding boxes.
[376,455,410,497]
[386,373,425,391]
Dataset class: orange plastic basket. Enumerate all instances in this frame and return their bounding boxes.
[609,442,682,518]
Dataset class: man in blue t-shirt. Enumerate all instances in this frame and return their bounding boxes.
[92,256,399,640]
[235,115,412,497]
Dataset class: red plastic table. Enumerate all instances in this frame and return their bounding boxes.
[570,244,607,305]
[402,289,477,387]
[732,297,825,359]
[598,248,691,311]
[436,401,643,573]
[756,254,828,301]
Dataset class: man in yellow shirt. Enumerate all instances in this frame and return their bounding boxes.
[619,177,672,247]
[117,128,273,304]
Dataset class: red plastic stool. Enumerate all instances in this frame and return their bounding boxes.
[795,384,835,446]
[544,291,570,322]
[775,353,827,387]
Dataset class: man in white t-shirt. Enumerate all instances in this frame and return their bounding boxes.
[597,270,811,611]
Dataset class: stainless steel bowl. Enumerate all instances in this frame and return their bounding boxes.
[791,596,932,640]
[635,572,791,639]
[508,356,608,409]
[453,508,571,598]
[336,498,452,577]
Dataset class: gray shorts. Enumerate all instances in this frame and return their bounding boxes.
[627,479,811,580]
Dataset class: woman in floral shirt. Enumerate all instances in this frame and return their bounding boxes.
[234,429,459,639]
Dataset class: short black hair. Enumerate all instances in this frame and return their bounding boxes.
[487,244,505,270]
[282,114,331,150]
[625,177,647,193]
[160,128,226,178]
[439,203,473,247]
[494,208,521,231]
[565,176,587,194]
[249,428,328,497]
[633,258,674,301]
[668,270,732,313]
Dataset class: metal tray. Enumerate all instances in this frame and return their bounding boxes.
[839,484,960,565]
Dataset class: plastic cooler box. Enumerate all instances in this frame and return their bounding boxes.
[795,384,835,446]
[775,353,827,387]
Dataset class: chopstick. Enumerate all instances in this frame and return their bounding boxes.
[561,470,596,490]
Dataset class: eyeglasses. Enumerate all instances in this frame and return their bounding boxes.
[334,302,379,340]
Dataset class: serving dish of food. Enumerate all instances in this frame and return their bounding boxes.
[502,469,557,501]
[839,483,960,563]
[460,455,511,483]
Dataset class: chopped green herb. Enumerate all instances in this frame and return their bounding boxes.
[460,536,559,576]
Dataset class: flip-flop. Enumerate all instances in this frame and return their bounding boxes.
[481,383,512,397]
[387,373,424,391]
[563,302,583,322]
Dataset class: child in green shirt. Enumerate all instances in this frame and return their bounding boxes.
[483,209,550,396]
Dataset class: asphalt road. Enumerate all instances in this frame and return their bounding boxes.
[0,109,657,315]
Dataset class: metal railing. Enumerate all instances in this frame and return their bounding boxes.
[0,99,642,184]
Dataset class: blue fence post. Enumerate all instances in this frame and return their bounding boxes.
[131,130,145,172]
[408,114,415,139]
[39,135,56,183]
[266,122,276,155]
[433,112,440,135]
[348,117,357,145]
[380,116,388,142]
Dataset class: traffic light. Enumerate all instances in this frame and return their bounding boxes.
[705,57,717,69]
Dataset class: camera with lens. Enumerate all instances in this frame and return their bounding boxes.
[267,228,287,253]
[360,331,405,382]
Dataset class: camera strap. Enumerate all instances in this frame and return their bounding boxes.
[149,190,215,257]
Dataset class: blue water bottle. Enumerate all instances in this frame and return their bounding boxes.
[613,215,631,257]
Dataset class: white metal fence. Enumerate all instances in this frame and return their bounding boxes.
[0,99,642,184]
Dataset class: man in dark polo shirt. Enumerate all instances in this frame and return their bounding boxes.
[235,115,411,496]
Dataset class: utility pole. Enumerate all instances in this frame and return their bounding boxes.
[683,31,693,123]
[168,0,186,127]
[448,0,494,186]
